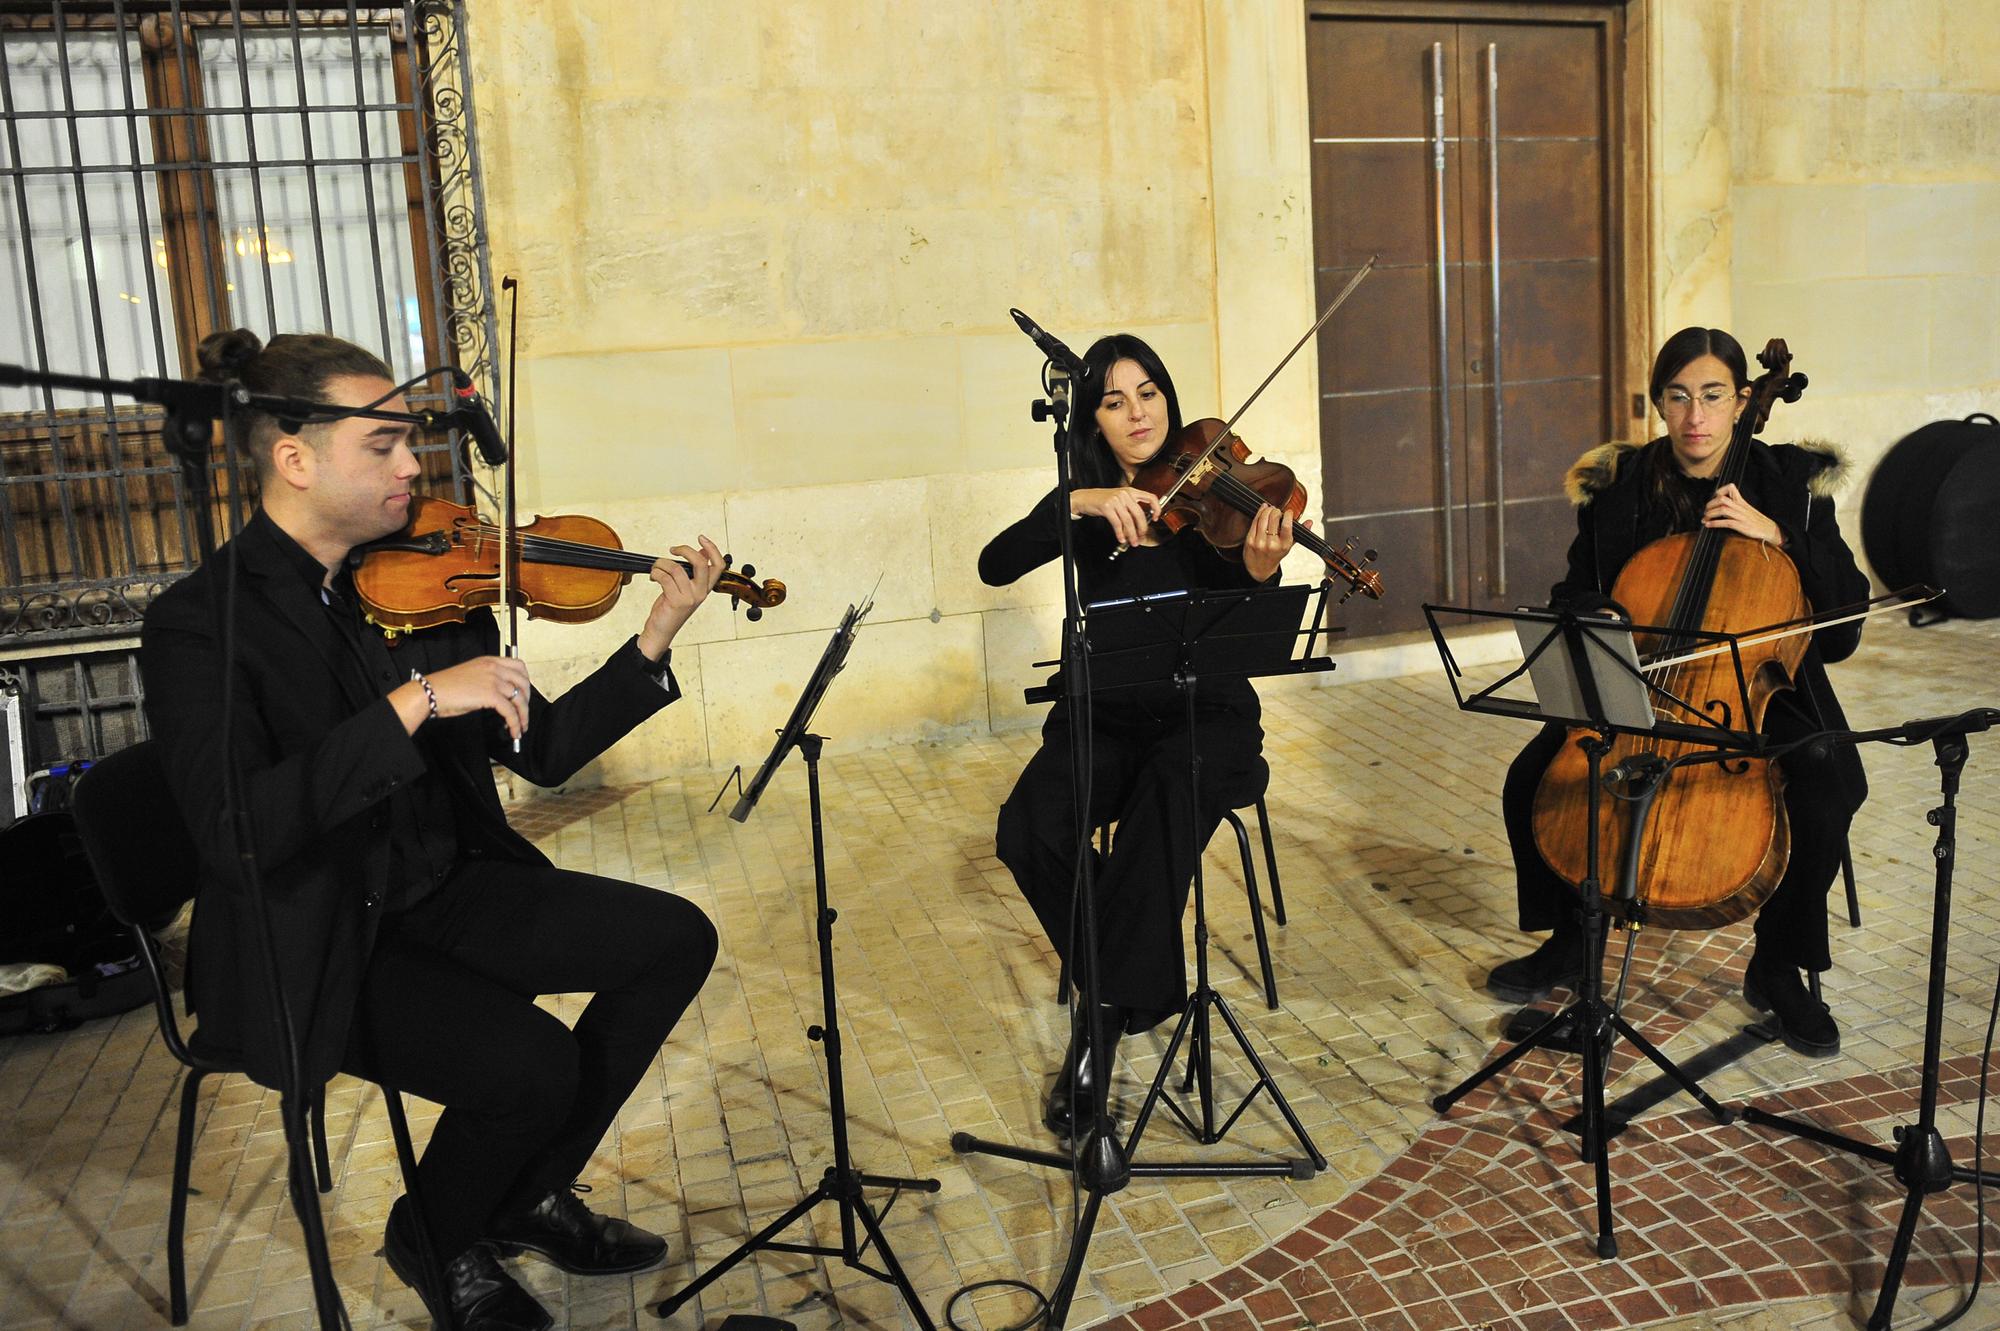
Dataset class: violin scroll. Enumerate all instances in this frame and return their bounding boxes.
[716,558,785,622]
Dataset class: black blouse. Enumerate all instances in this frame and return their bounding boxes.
[980,486,1271,723]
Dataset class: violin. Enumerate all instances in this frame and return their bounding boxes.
[1530,339,1808,928]
[1108,255,1387,602]
[1127,418,1384,602]
[351,496,786,636]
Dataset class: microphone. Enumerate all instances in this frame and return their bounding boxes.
[449,369,509,466]
[1010,309,1090,380]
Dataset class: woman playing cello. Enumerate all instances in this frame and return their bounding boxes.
[980,334,1298,1139]
[1485,326,1869,1057]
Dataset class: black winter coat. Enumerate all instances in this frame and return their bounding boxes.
[1552,435,1869,800]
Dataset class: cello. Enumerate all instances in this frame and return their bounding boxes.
[1529,339,1812,928]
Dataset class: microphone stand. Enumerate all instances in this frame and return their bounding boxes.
[0,362,459,1331]
[948,345,1131,1331]
[1740,708,2000,1330]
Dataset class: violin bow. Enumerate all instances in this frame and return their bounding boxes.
[1636,585,1942,674]
[1151,253,1378,512]
[499,274,522,752]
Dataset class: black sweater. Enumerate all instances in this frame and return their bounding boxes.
[980,486,1269,722]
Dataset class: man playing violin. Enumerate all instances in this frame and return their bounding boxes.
[981,334,1299,1141]
[1485,326,1869,1058]
[142,329,723,1331]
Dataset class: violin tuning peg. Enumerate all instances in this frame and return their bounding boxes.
[745,607,762,623]
[722,552,734,569]
[741,563,755,579]
[1363,549,1378,563]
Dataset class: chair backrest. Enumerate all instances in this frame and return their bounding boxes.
[71,741,201,934]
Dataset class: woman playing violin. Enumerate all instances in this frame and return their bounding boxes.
[980,333,1299,1139]
[1486,326,1869,1057]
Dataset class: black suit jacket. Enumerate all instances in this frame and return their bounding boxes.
[140,512,678,1088]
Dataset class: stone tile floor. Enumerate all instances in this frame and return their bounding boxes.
[3,614,1999,1331]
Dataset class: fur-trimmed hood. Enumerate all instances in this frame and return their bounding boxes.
[1563,436,1850,506]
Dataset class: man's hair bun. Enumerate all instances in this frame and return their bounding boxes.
[195,328,264,382]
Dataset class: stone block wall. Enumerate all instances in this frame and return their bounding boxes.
[466,0,1996,785]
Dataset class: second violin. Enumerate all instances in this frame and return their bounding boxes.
[1126,417,1384,602]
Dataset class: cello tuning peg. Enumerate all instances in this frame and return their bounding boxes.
[745,606,763,623]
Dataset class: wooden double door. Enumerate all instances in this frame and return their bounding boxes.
[1306,4,1642,635]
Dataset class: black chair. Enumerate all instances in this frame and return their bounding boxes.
[1056,791,1289,1011]
[71,741,442,1327]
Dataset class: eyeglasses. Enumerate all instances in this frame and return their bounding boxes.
[1660,387,1738,417]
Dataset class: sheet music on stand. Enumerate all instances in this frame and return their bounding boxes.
[728,592,874,823]
[1024,580,1339,705]
[1427,603,1764,751]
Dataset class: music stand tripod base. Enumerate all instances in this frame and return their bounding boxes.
[654,609,940,1329]
[1422,603,1748,1260]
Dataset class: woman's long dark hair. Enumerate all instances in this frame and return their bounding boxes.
[1069,333,1184,489]
[1647,325,1750,527]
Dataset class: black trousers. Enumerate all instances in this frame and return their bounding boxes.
[1500,713,1862,973]
[996,702,1266,1030]
[341,858,717,1261]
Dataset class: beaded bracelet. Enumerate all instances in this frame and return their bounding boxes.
[408,669,438,721]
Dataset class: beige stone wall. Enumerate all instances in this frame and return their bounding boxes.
[466,0,1336,783]
[1656,0,2000,573]
[464,1,1997,784]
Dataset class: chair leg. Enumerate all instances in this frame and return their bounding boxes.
[311,1088,332,1194]
[1224,811,1279,1010]
[1842,841,1861,929]
[168,1067,207,1326]
[1254,795,1286,926]
[383,1086,456,1330]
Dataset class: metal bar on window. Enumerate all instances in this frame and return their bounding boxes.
[345,0,396,358]
[0,152,422,177]
[82,3,149,578]
[225,0,281,335]
[284,3,334,329]
[48,7,105,587]
[111,0,184,574]
[161,0,235,540]
[3,100,418,122]
[0,46,41,589]
[165,0,226,331]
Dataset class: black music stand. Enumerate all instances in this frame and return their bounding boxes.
[1423,603,1755,1258]
[654,598,941,1329]
[1739,708,2000,1330]
[952,581,1335,1326]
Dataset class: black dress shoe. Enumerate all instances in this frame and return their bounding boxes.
[1043,1003,1124,1142]
[486,1183,667,1275]
[1486,924,1586,1005]
[1743,952,1840,1057]
[384,1199,551,1331]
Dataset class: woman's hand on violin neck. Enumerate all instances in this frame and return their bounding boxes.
[1702,483,1786,547]
[1069,487,1160,549]
[394,655,533,740]
[638,534,725,660]
[1243,504,1303,583]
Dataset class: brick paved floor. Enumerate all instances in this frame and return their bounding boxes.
[3,614,1998,1331]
